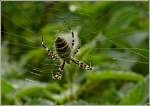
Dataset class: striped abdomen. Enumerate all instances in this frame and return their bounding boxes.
[55,36,71,63]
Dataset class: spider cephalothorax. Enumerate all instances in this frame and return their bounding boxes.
[42,27,92,80]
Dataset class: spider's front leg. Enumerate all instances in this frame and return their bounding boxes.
[42,36,58,60]
[42,36,50,52]
[67,25,80,56]
[70,29,80,55]
[52,60,65,80]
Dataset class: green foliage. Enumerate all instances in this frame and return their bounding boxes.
[120,76,149,105]
[1,80,15,105]
[1,1,149,105]
[86,70,144,82]
[1,80,15,95]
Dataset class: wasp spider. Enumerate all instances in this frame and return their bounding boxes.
[42,28,92,80]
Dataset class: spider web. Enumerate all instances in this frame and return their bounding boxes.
[1,1,149,82]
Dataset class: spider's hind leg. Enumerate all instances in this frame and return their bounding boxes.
[52,60,65,80]
[71,57,92,70]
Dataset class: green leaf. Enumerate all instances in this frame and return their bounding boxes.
[86,70,144,82]
[15,86,57,103]
[16,86,44,98]
[119,76,149,105]
[1,80,15,94]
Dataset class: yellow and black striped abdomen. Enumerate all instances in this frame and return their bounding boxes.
[55,36,71,63]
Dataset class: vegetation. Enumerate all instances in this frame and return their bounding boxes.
[1,1,149,105]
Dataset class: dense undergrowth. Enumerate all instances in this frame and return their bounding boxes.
[1,1,149,105]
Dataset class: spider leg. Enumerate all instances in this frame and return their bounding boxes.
[71,29,75,47]
[64,21,81,56]
[41,36,50,52]
[73,43,80,55]
[69,27,80,55]
[42,37,58,60]
[52,60,65,80]
[71,57,92,70]
[68,27,80,55]
[48,50,58,60]
[64,21,75,48]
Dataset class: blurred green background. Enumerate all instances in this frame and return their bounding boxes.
[1,1,149,105]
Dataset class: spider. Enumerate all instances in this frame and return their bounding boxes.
[41,27,92,80]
